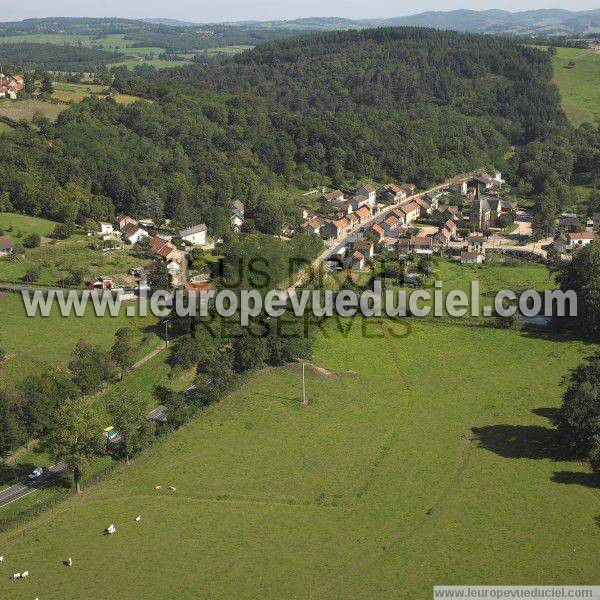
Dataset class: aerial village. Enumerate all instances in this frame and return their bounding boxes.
[3,169,596,298]
[0,73,24,99]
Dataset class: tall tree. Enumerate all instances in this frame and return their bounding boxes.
[110,327,137,379]
[69,340,116,395]
[43,398,104,492]
[106,392,155,463]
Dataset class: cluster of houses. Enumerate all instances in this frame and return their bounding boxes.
[92,212,214,293]
[310,171,515,270]
[551,211,599,253]
[0,73,24,100]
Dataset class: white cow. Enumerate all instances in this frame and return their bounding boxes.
[21,570,29,578]
[154,485,161,490]
[168,486,177,491]
[67,557,73,567]
[134,515,141,522]
[0,556,4,562]
[12,573,20,579]
[105,524,116,535]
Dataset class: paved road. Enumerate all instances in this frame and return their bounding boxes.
[0,405,168,509]
[0,462,68,508]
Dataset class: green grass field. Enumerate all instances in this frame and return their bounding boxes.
[0,98,66,124]
[545,47,600,126]
[0,316,597,599]
[0,292,159,386]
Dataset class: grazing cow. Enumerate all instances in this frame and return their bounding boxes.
[0,556,4,561]
[105,524,116,535]
[154,485,161,490]
[67,557,73,567]
[134,515,141,522]
[168,486,177,491]
[12,573,20,579]
[21,570,29,578]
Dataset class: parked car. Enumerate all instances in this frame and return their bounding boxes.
[28,467,44,479]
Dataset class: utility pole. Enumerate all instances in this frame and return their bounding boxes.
[164,319,169,348]
[301,362,307,405]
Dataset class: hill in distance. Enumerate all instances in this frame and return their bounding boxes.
[146,9,600,36]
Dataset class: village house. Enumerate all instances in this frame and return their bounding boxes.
[302,217,322,236]
[467,173,494,191]
[380,183,406,204]
[0,235,14,257]
[566,231,597,249]
[179,223,207,246]
[388,209,407,227]
[121,223,149,245]
[448,177,468,196]
[99,222,114,236]
[365,223,385,242]
[460,251,484,264]
[321,189,345,204]
[444,219,458,238]
[355,205,372,223]
[323,218,350,240]
[469,196,515,229]
[231,200,245,233]
[338,200,354,216]
[151,237,184,263]
[410,236,433,253]
[353,239,374,259]
[398,201,421,225]
[115,214,137,231]
[467,233,487,254]
[431,205,461,224]
[433,228,452,247]
[87,276,113,291]
[558,213,581,232]
[400,183,416,196]
[414,197,432,218]
[422,192,441,211]
[349,194,371,211]
[350,250,365,270]
[381,214,402,236]
[355,184,376,205]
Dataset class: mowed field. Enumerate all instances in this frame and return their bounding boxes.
[0,318,597,599]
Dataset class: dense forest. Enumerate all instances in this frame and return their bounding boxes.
[0,43,124,72]
[0,27,596,235]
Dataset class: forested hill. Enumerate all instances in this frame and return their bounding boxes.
[124,27,564,144]
[0,27,582,236]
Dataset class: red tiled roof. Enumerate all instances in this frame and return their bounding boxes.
[569,232,596,240]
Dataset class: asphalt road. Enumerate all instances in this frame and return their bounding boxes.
[0,462,68,508]
[0,405,167,509]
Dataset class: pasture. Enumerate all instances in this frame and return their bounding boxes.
[0,99,66,124]
[0,318,597,599]
[551,49,600,125]
[0,292,158,387]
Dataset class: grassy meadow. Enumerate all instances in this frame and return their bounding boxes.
[0,98,66,124]
[549,47,600,126]
[0,316,597,599]
[0,292,159,386]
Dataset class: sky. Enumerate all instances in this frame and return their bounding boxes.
[3,0,599,23]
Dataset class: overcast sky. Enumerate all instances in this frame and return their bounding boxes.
[5,1,599,23]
